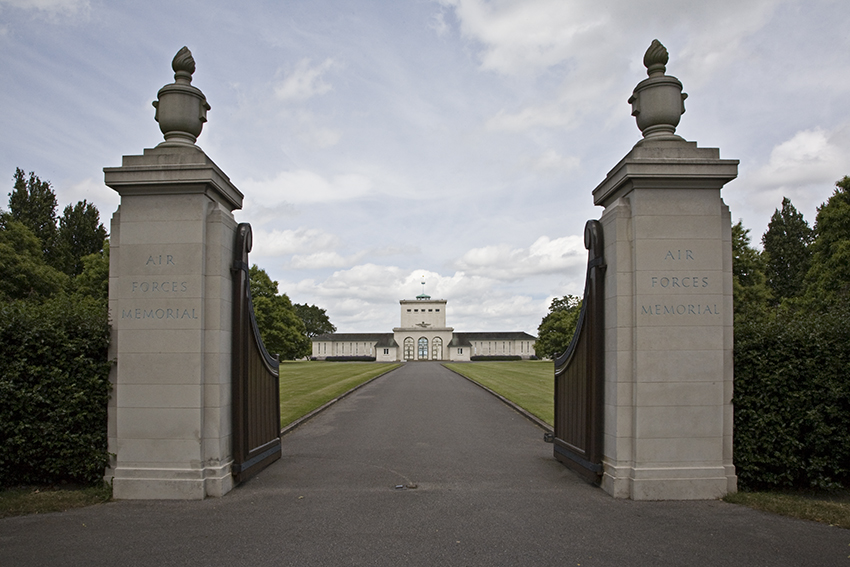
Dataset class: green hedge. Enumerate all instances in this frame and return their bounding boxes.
[470,355,523,361]
[0,296,111,487]
[322,356,376,362]
[734,303,850,490]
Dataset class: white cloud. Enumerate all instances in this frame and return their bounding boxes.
[0,0,88,14]
[731,125,850,226]
[530,149,580,173]
[274,58,336,103]
[241,169,375,207]
[750,127,850,190]
[675,0,779,87]
[251,227,340,257]
[454,235,586,280]
[289,251,368,270]
[437,0,605,76]
[429,9,449,36]
[444,0,782,134]
[439,0,779,79]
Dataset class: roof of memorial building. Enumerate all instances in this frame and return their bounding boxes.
[313,333,394,342]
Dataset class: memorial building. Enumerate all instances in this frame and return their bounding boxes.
[311,294,536,362]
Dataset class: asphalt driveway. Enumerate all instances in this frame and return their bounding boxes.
[1,362,847,566]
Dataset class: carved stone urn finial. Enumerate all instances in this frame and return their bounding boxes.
[628,40,687,142]
[152,46,211,147]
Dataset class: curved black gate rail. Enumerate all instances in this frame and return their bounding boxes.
[231,223,281,484]
[553,220,605,483]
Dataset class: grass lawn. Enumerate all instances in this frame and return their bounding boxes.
[0,484,112,519]
[724,489,850,529]
[443,360,554,425]
[279,361,402,427]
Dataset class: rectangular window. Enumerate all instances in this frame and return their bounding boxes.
[428,309,432,312]
[384,348,389,355]
[407,309,411,312]
[459,348,463,354]
[435,309,440,312]
[414,309,419,312]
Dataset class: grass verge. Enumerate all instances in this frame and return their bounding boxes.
[0,483,112,519]
[280,361,402,427]
[443,360,554,425]
[723,490,850,529]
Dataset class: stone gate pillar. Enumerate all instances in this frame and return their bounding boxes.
[595,41,738,499]
[103,48,242,499]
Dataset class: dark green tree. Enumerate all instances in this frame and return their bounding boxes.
[803,176,850,306]
[534,295,582,360]
[761,197,812,303]
[0,213,68,300]
[56,200,108,277]
[249,265,310,359]
[73,240,110,302]
[293,303,336,338]
[732,220,771,320]
[9,168,59,264]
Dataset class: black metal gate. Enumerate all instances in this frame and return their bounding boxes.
[231,223,282,484]
[553,220,605,483]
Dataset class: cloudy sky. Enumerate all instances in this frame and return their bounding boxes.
[2,0,848,334]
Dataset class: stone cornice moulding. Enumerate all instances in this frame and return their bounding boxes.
[104,146,244,211]
[592,140,738,208]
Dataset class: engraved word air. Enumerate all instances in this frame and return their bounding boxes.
[146,254,175,265]
[664,249,694,260]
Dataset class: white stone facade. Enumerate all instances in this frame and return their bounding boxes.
[312,297,536,362]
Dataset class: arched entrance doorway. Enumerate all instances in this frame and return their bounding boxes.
[432,336,443,360]
[418,337,428,360]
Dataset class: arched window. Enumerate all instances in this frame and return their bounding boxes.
[404,337,414,360]
[432,337,442,360]
[418,337,428,360]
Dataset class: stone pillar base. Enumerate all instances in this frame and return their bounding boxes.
[602,461,735,500]
[110,461,234,500]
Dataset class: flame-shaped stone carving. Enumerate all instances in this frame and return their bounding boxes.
[172,46,196,83]
[643,39,668,76]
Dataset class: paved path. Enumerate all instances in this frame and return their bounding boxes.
[2,362,848,566]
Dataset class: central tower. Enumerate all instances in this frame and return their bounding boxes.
[393,296,453,361]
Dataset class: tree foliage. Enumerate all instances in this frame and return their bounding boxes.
[732,181,850,490]
[762,197,812,303]
[8,168,58,264]
[73,240,110,301]
[803,176,850,306]
[56,199,108,277]
[534,295,582,360]
[0,213,69,300]
[731,221,771,320]
[293,303,336,338]
[249,265,310,359]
